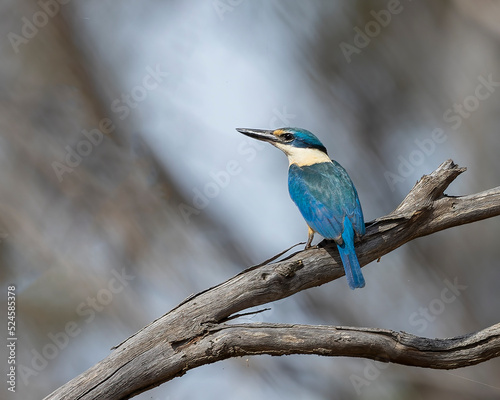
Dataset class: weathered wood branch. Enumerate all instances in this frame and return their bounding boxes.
[168,322,500,368]
[45,160,500,400]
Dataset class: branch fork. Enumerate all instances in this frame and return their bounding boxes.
[45,160,500,400]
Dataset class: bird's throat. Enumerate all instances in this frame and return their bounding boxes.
[275,144,332,166]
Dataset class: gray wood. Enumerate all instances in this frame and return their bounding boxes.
[44,160,500,400]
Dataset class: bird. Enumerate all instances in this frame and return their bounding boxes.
[236,127,366,289]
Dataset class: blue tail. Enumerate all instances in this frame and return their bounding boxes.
[337,218,365,290]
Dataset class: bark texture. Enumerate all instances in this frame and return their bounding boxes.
[44,160,500,400]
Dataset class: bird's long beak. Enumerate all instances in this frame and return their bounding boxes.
[236,128,280,143]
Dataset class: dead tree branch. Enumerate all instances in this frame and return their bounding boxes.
[44,160,500,400]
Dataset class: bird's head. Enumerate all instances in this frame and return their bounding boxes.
[236,127,331,166]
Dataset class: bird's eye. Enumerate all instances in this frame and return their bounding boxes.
[282,133,294,141]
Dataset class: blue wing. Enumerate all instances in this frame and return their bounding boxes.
[288,161,366,289]
[288,161,365,239]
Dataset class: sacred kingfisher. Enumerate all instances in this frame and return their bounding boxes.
[236,127,366,289]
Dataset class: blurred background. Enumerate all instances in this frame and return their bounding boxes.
[1,0,499,399]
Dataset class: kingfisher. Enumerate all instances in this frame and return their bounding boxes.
[236,127,366,289]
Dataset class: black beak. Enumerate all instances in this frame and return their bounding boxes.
[236,128,280,143]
